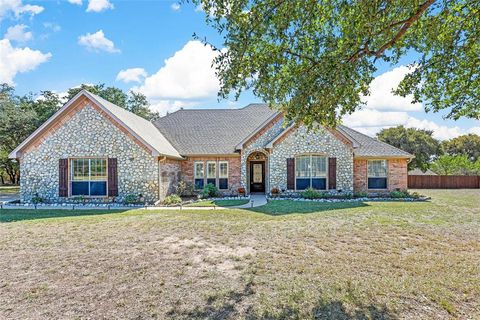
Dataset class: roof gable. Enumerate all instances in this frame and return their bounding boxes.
[9,90,182,159]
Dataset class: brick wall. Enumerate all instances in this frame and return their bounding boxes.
[388,158,408,190]
[353,158,409,193]
[353,159,368,192]
[180,156,242,193]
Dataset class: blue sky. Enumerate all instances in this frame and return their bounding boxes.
[1,0,478,140]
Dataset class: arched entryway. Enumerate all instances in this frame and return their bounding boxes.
[246,151,268,194]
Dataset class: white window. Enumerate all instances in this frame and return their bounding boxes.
[368,160,387,189]
[219,161,229,189]
[194,162,204,189]
[70,158,107,196]
[206,161,216,186]
[295,155,327,190]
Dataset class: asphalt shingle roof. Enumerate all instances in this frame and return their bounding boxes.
[338,125,413,158]
[153,103,412,158]
[153,104,278,155]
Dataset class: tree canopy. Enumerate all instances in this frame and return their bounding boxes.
[194,0,480,127]
[430,155,480,175]
[442,134,480,161]
[376,126,442,171]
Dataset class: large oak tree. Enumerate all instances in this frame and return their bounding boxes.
[193,0,479,127]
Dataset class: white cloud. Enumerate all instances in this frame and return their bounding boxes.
[68,0,82,5]
[4,24,32,42]
[0,0,44,20]
[362,66,423,112]
[43,22,61,32]
[0,39,51,85]
[116,68,147,83]
[137,40,220,100]
[171,2,180,11]
[78,30,120,53]
[343,109,409,128]
[404,117,464,140]
[86,0,113,12]
[149,100,198,115]
[468,127,480,135]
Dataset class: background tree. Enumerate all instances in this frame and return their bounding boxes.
[376,126,442,171]
[193,0,479,127]
[430,155,480,175]
[442,134,480,161]
[66,84,159,121]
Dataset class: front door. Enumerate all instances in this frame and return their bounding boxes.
[250,161,265,193]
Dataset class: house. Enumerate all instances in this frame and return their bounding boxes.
[9,90,413,203]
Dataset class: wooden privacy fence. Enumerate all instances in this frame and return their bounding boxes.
[408,175,480,189]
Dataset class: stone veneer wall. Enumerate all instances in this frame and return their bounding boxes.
[353,158,408,192]
[180,156,242,193]
[269,126,354,192]
[19,103,160,203]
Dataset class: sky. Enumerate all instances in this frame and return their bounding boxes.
[0,0,479,140]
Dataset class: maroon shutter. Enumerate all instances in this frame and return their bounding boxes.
[58,159,68,197]
[328,157,337,190]
[108,158,118,197]
[287,158,295,190]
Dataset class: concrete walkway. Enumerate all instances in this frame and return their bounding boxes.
[233,194,268,209]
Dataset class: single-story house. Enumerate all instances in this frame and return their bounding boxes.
[10,90,413,203]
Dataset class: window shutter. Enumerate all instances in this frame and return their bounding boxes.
[58,159,68,197]
[287,158,295,190]
[328,157,337,190]
[108,158,118,197]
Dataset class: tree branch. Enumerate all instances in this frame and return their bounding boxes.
[348,0,436,62]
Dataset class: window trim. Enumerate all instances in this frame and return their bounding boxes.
[294,154,328,191]
[194,161,205,190]
[69,157,108,197]
[218,161,229,190]
[367,159,388,190]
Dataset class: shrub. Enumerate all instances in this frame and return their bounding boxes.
[163,194,182,205]
[71,195,85,203]
[354,192,368,198]
[389,190,410,198]
[202,183,220,198]
[31,193,44,204]
[176,181,194,197]
[124,194,140,204]
[302,188,325,199]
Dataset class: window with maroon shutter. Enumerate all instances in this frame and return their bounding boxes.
[58,159,68,197]
[108,158,118,197]
[328,157,337,190]
[287,158,295,190]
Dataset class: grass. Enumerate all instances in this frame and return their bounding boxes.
[184,199,250,207]
[0,185,19,194]
[0,189,479,319]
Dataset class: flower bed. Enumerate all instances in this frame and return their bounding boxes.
[267,188,429,202]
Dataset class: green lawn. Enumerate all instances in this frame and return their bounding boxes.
[0,189,479,319]
[184,199,250,207]
[0,185,19,194]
